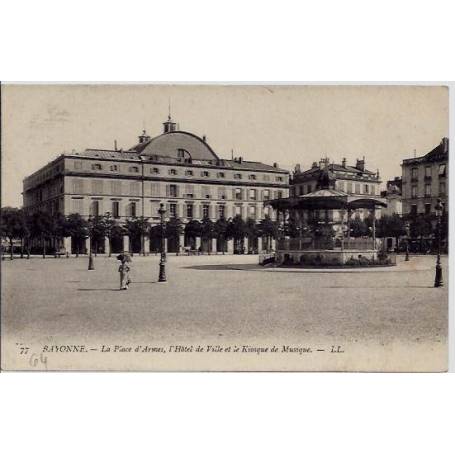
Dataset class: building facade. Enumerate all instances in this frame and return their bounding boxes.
[23,117,289,254]
[401,138,448,217]
[380,177,402,216]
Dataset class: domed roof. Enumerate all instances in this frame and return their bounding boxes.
[135,131,219,162]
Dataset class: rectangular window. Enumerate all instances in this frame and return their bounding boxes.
[72,179,84,193]
[439,163,446,176]
[218,187,226,200]
[202,205,210,218]
[364,184,369,194]
[276,176,283,182]
[411,204,417,216]
[151,182,160,197]
[235,205,242,217]
[202,186,211,198]
[424,184,431,197]
[346,182,352,194]
[168,168,177,175]
[92,180,103,194]
[217,172,225,178]
[110,165,119,172]
[263,189,270,201]
[71,198,83,214]
[234,173,242,179]
[111,181,122,194]
[169,184,178,198]
[130,182,139,195]
[74,161,82,170]
[218,205,225,218]
[249,174,256,180]
[249,189,257,200]
[425,166,431,177]
[185,184,194,198]
[151,201,160,218]
[90,200,100,217]
[276,190,283,199]
[355,183,360,194]
[186,204,193,219]
[91,163,102,171]
[151,167,160,174]
[249,205,257,219]
[169,203,177,218]
[425,203,431,215]
[185,170,193,176]
[439,181,446,196]
[411,186,417,198]
[129,166,139,173]
[201,171,209,177]
[130,202,137,218]
[235,188,242,200]
[112,201,120,218]
[411,168,418,179]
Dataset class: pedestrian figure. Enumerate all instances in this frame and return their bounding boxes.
[117,254,132,290]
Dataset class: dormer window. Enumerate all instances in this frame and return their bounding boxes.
[249,174,256,180]
[151,167,160,174]
[185,170,194,176]
[169,169,178,175]
[110,165,119,171]
[129,166,139,173]
[234,173,242,179]
[201,171,210,177]
[91,163,102,171]
[217,172,225,178]
[276,176,284,182]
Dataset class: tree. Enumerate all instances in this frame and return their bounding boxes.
[185,220,202,249]
[227,215,247,253]
[87,215,109,256]
[214,217,230,254]
[165,217,184,254]
[0,207,27,260]
[28,211,53,258]
[103,213,120,257]
[258,216,278,251]
[66,213,88,257]
[200,217,216,253]
[284,215,300,238]
[245,218,259,253]
[410,214,432,252]
[50,213,71,257]
[125,217,150,255]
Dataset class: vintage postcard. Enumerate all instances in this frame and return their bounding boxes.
[0,84,449,371]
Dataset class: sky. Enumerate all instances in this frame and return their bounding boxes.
[1,84,449,208]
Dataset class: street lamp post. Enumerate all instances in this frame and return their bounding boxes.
[158,203,167,282]
[434,198,444,288]
[88,215,95,270]
[404,221,410,261]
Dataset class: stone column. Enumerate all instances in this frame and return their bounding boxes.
[257,236,263,253]
[123,235,129,253]
[195,237,201,252]
[179,234,185,254]
[212,238,217,254]
[64,237,72,255]
[144,237,150,255]
[244,236,250,254]
[227,239,234,254]
[104,236,110,256]
[271,238,276,251]
[85,237,90,255]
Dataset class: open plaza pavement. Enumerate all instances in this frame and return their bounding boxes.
[1,253,448,372]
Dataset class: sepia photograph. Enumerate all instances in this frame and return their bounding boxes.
[0,84,449,371]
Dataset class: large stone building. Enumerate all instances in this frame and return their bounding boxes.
[23,116,289,254]
[401,138,448,217]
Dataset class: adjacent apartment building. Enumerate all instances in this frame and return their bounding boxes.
[401,138,448,217]
[22,116,289,253]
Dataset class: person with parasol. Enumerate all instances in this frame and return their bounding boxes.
[117,254,132,290]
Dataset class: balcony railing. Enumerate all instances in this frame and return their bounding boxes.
[277,237,376,251]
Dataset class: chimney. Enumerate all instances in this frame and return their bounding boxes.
[312,161,318,169]
[202,135,206,142]
[114,140,118,151]
[442,137,449,153]
[356,157,365,171]
[294,163,301,173]
[273,162,278,168]
[342,157,346,168]
[239,156,243,164]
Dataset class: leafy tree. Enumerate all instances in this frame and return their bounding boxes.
[258,216,278,251]
[125,217,150,255]
[165,217,184,254]
[410,214,432,252]
[185,220,202,249]
[227,215,247,252]
[66,213,88,257]
[50,213,71,257]
[103,213,121,257]
[349,218,368,238]
[200,217,216,253]
[214,217,230,254]
[28,211,54,258]
[0,207,27,260]
[284,215,300,238]
[245,218,259,253]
